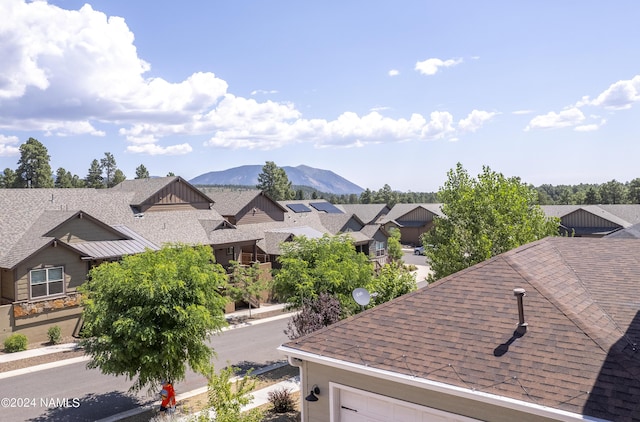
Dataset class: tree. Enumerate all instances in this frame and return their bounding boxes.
[628,178,640,204]
[423,163,559,281]
[85,159,104,188]
[112,169,126,186]
[599,179,626,204]
[195,365,263,422]
[135,164,150,179]
[375,184,399,207]
[167,171,175,177]
[284,293,342,340]
[584,186,600,205]
[0,168,16,188]
[386,227,404,262]
[55,168,74,188]
[100,152,117,187]
[273,234,374,316]
[368,262,416,306]
[256,161,294,201]
[14,137,54,188]
[226,261,269,318]
[80,244,229,392]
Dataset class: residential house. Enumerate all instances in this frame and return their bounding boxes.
[0,177,263,342]
[279,237,640,421]
[541,205,640,237]
[206,189,288,225]
[279,200,391,268]
[378,203,443,245]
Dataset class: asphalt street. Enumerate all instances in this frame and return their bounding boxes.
[0,316,290,422]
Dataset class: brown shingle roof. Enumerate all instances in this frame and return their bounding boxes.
[282,237,640,420]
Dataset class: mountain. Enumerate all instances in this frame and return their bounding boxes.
[189,164,364,195]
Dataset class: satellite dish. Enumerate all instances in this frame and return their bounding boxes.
[352,288,371,307]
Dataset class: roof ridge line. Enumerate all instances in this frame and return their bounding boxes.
[506,240,626,355]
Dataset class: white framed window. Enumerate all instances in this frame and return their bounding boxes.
[375,241,386,257]
[226,246,234,256]
[30,266,64,299]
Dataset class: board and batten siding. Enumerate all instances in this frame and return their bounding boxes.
[399,207,438,223]
[14,245,87,302]
[138,181,212,212]
[236,196,286,225]
[562,209,622,229]
[301,360,561,422]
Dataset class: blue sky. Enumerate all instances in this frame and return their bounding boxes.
[1,1,639,192]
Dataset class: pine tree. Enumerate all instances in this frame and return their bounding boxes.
[15,138,54,188]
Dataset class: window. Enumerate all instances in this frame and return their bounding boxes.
[30,267,64,298]
[375,241,386,257]
[226,246,234,256]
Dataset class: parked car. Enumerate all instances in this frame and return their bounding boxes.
[414,245,425,255]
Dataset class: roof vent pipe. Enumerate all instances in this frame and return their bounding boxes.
[513,288,528,332]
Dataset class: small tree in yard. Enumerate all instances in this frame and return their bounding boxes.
[227,261,270,318]
[285,293,342,340]
[80,244,229,392]
[192,365,263,422]
[369,263,416,306]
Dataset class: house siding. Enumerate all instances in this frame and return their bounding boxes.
[301,361,561,422]
[562,210,621,229]
[1,269,15,304]
[235,196,285,225]
[138,181,211,212]
[15,245,86,302]
[48,215,123,243]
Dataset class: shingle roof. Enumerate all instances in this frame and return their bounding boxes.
[208,190,287,216]
[607,223,640,238]
[0,186,251,268]
[282,237,640,420]
[335,203,390,224]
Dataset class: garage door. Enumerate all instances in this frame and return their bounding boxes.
[333,384,480,422]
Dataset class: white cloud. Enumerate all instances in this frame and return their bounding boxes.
[525,107,585,131]
[126,143,192,155]
[0,1,493,156]
[574,124,599,132]
[388,69,399,77]
[587,75,640,110]
[415,57,463,76]
[512,110,534,115]
[458,110,497,133]
[251,89,279,96]
[0,135,20,156]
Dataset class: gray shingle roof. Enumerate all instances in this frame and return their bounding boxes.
[208,190,287,216]
[282,237,640,420]
[0,186,249,268]
[335,203,390,224]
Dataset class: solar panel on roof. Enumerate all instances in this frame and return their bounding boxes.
[310,202,343,214]
[287,203,312,213]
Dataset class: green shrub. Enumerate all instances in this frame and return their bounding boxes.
[267,387,296,413]
[47,325,62,344]
[4,333,28,353]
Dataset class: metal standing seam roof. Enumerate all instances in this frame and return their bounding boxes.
[69,224,160,259]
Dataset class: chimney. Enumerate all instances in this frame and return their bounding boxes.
[513,288,528,332]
